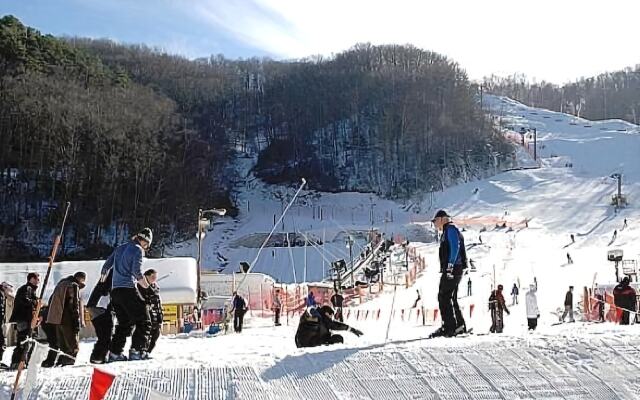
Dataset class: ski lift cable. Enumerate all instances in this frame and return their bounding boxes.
[236,179,307,291]
[297,230,338,269]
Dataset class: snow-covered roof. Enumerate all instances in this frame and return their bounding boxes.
[0,257,197,305]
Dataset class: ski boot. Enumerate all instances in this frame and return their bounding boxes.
[128,350,143,361]
[108,352,128,363]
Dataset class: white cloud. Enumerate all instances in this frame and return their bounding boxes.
[189,0,640,83]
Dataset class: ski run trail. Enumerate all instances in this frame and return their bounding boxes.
[2,95,640,399]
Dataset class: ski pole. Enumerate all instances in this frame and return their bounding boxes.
[11,202,70,400]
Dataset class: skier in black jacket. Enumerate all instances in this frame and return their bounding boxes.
[431,210,468,337]
[10,273,40,368]
[87,269,113,364]
[139,269,163,355]
[295,305,363,348]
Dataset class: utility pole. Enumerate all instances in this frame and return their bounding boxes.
[533,128,537,161]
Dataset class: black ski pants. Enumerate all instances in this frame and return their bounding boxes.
[11,324,32,366]
[41,322,58,367]
[233,310,245,333]
[0,322,5,363]
[527,317,538,331]
[274,308,281,325]
[147,323,161,353]
[110,288,150,354]
[438,274,464,333]
[90,312,113,362]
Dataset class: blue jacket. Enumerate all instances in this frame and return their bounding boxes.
[101,241,144,289]
[306,293,316,307]
[438,223,467,275]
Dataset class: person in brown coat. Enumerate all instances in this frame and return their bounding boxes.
[489,284,510,333]
[46,272,86,366]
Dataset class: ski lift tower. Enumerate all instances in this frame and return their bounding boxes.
[608,249,624,282]
[610,173,627,207]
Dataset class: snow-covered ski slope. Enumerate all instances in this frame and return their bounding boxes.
[3,96,640,399]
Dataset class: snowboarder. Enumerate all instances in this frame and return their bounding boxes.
[100,228,153,362]
[613,277,637,325]
[431,210,468,337]
[295,305,363,348]
[330,290,344,322]
[10,272,40,369]
[467,278,472,297]
[87,269,113,364]
[623,218,627,229]
[306,291,317,307]
[613,230,617,240]
[139,269,163,355]
[511,283,519,305]
[489,285,510,333]
[46,271,87,366]
[525,284,540,330]
[479,235,483,244]
[272,289,282,326]
[566,253,573,264]
[0,282,12,369]
[232,292,248,333]
[570,234,575,243]
[560,286,575,322]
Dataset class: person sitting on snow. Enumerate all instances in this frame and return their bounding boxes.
[295,305,363,348]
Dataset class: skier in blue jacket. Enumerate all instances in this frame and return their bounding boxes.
[100,228,153,361]
[431,210,468,337]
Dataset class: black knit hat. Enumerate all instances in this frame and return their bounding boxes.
[136,227,153,245]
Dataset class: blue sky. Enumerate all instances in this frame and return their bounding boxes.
[0,0,272,59]
[2,0,639,83]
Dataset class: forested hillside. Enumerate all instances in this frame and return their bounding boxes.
[0,16,510,260]
[484,68,640,124]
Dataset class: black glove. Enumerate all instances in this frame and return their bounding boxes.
[350,327,363,337]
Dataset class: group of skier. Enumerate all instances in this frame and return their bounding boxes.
[0,227,163,369]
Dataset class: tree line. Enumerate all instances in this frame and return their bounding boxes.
[0,16,510,261]
[484,68,640,123]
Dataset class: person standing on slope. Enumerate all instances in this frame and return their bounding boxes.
[511,283,519,305]
[139,269,163,355]
[525,284,540,330]
[560,286,575,322]
[431,210,468,337]
[330,289,344,322]
[613,277,636,325]
[9,272,40,369]
[86,269,113,364]
[306,291,317,307]
[100,228,153,362]
[272,289,282,326]
[489,285,510,333]
[46,271,87,366]
[231,292,248,333]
